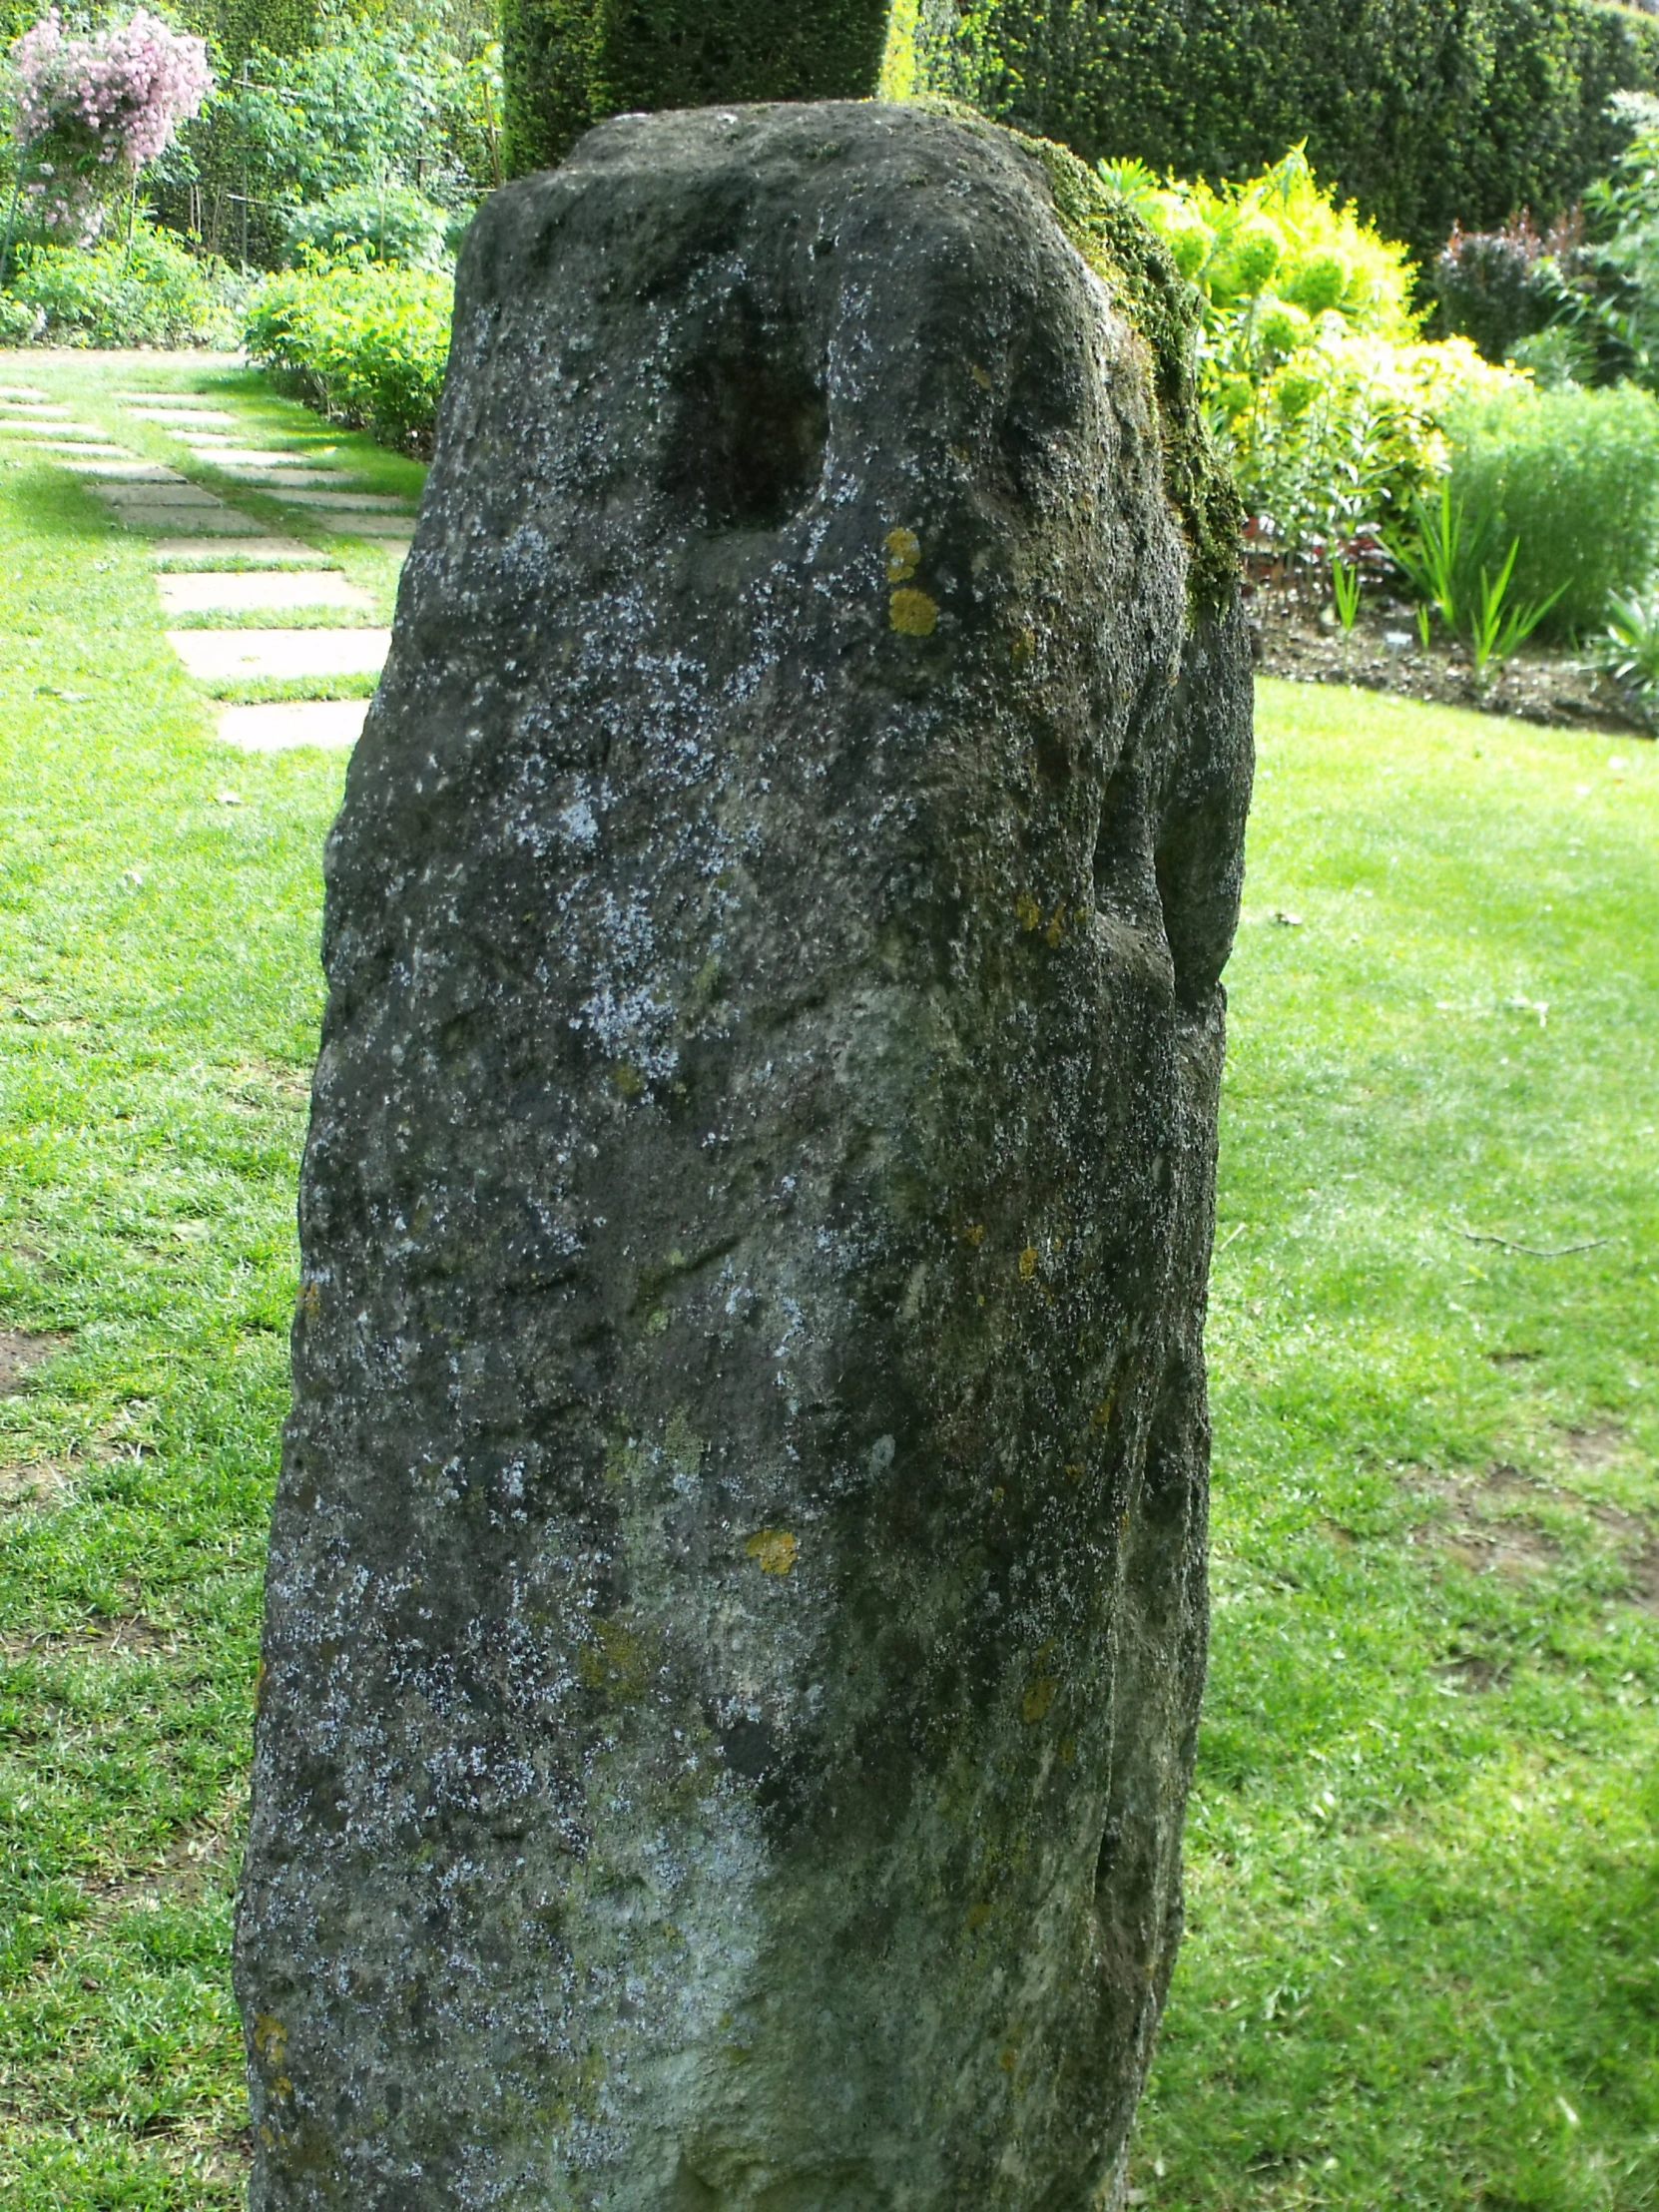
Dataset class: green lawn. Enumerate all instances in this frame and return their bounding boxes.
[0,410,1655,2208]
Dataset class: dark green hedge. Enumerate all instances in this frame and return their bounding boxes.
[501,0,891,175]
[892,0,1659,257]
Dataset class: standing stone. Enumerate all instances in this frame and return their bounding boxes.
[235,102,1252,2212]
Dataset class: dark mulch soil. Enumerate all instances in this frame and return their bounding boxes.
[1250,586,1650,737]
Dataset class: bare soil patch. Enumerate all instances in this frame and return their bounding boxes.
[1252,587,1643,735]
[0,1457,75,1508]
[0,1327,69,1391]
[1562,1423,1626,1469]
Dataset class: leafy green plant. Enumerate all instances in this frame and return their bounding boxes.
[1136,144,1420,342]
[243,259,452,451]
[1384,483,1464,632]
[280,185,450,270]
[3,215,243,346]
[1329,549,1360,630]
[1466,538,1565,677]
[1598,583,1659,727]
[1112,146,1525,557]
[1445,382,1659,636]
[1386,484,1564,667]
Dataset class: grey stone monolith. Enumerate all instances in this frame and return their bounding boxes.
[235,100,1253,2212]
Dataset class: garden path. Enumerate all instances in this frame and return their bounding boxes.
[0,353,415,753]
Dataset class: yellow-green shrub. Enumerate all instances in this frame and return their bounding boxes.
[1114,148,1527,549]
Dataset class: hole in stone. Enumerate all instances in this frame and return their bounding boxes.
[1093,1818,1123,1897]
[670,308,827,530]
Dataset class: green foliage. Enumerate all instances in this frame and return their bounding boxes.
[1122,148,1520,553]
[3,217,244,347]
[1146,144,1418,339]
[1329,549,1360,631]
[215,16,487,211]
[500,0,891,174]
[1428,211,1586,364]
[888,0,1659,261]
[280,184,450,268]
[1597,582,1659,726]
[1444,382,1659,636]
[242,258,451,450]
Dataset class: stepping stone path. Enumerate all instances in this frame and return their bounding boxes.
[1,367,421,753]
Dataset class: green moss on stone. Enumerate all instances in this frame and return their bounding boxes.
[910,101,1242,608]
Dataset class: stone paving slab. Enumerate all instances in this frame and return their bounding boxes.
[59,457,185,479]
[1,421,121,440]
[150,537,327,564]
[94,483,227,509]
[0,400,70,417]
[159,570,371,614]
[308,510,416,537]
[5,439,129,456]
[123,406,236,427]
[169,628,389,680]
[0,383,47,399]
[211,467,344,487]
[115,508,268,536]
[218,700,366,752]
[269,487,412,511]
[183,446,335,468]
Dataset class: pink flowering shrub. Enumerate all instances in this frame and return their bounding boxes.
[8,8,212,241]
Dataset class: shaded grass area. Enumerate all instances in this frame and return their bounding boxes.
[0,436,340,2207]
[1136,686,1659,2210]
[0,390,1655,2209]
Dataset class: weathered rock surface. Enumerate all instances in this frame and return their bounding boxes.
[236,100,1252,2211]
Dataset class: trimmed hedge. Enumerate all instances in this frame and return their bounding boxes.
[886,0,1659,259]
[501,0,891,174]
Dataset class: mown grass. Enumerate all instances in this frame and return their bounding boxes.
[0,377,1655,2207]
[0,417,342,2209]
[1135,689,1659,2210]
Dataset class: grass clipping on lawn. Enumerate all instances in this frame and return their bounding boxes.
[0,375,1656,2209]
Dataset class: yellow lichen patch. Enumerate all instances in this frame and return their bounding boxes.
[998,2044,1018,2072]
[970,361,993,391]
[1017,1245,1039,1281]
[746,1527,799,1575]
[960,1222,985,1248]
[609,1061,643,1099]
[888,587,937,636]
[1014,888,1041,932]
[1059,1735,1076,1764]
[1091,1389,1117,1430]
[883,525,921,581]
[965,1901,992,1933]
[1064,1460,1085,1484]
[1010,624,1035,669]
[253,2013,287,2065]
[1044,905,1066,949]
[1022,1674,1058,1724]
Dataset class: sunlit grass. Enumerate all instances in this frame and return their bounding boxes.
[1138,684,1659,2211]
[0,374,1654,2206]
